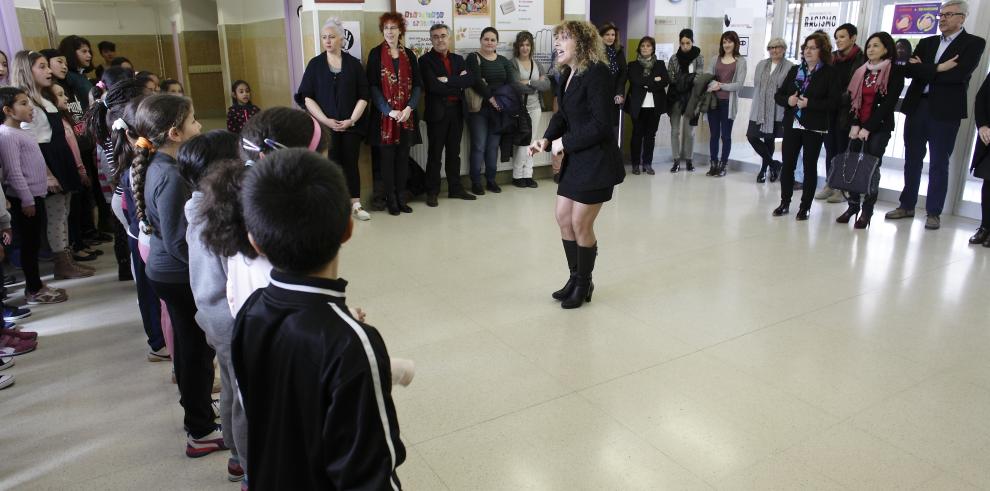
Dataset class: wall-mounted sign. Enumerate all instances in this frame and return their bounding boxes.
[891,3,940,35]
[397,0,453,31]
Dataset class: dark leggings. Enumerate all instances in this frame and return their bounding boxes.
[780,127,825,209]
[148,279,216,438]
[330,131,363,199]
[845,132,891,214]
[982,179,990,229]
[379,131,412,202]
[128,236,165,351]
[9,197,46,293]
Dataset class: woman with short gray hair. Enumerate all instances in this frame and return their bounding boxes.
[747,37,793,183]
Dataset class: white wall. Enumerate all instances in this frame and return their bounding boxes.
[240,0,285,23]
[54,3,161,35]
[565,0,584,16]
[14,0,40,8]
[180,0,218,31]
[655,0,692,18]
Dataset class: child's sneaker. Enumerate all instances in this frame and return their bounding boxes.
[1,328,37,341]
[3,306,30,322]
[0,355,14,371]
[0,373,13,390]
[185,427,227,458]
[228,458,245,482]
[147,346,170,362]
[0,335,36,356]
[390,357,416,387]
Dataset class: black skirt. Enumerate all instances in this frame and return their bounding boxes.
[557,180,614,204]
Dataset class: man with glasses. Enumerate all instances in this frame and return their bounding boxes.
[419,24,477,206]
[888,0,986,229]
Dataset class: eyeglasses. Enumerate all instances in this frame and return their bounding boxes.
[936,12,965,19]
[767,45,785,50]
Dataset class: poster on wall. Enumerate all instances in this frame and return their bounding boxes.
[655,43,674,63]
[397,0,453,31]
[495,0,544,33]
[891,3,939,35]
[455,0,490,16]
[405,31,435,58]
[342,21,362,58]
[723,8,753,57]
[532,25,554,67]
[496,31,521,57]
[453,16,491,54]
[799,8,838,43]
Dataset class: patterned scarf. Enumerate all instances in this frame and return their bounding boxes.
[637,53,655,77]
[847,59,892,115]
[753,58,792,133]
[379,43,414,145]
[605,45,619,75]
[793,61,821,120]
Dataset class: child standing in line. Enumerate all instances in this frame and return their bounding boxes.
[226,80,260,134]
[130,93,224,457]
[232,148,405,489]
[0,86,67,306]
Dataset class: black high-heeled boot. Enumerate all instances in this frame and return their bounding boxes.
[716,160,728,177]
[552,240,579,301]
[670,161,680,173]
[836,204,860,224]
[562,244,597,309]
[706,159,718,176]
[854,210,873,229]
[685,160,695,172]
[757,163,768,183]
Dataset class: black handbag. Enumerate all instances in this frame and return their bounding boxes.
[827,146,881,194]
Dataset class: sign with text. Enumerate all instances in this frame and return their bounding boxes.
[495,0,544,33]
[398,0,453,31]
[723,8,753,57]
[799,8,838,45]
[405,31,435,58]
[453,16,491,54]
[891,3,940,35]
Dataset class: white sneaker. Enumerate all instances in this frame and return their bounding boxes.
[0,355,13,372]
[814,186,833,200]
[826,189,846,203]
[0,373,14,390]
[390,357,415,387]
[352,204,371,221]
[147,346,171,362]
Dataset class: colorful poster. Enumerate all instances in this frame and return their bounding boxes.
[454,0,490,16]
[723,8,753,57]
[532,25,554,68]
[495,0,544,33]
[453,16,491,54]
[397,0,453,32]
[496,31,520,58]
[342,21,362,59]
[405,31,435,59]
[891,3,940,35]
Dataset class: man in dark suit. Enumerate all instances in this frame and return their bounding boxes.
[419,24,477,206]
[887,0,986,229]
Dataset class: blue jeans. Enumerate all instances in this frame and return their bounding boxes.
[707,99,733,163]
[900,99,961,216]
[468,106,501,185]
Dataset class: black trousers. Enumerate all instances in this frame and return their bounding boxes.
[148,279,216,438]
[780,127,825,209]
[329,131,362,199]
[630,108,661,167]
[845,131,891,214]
[426,104,465,195]
[982,179,990,228]
[9,196,46,293]
[746,121,780,166]
[379,130,413,202]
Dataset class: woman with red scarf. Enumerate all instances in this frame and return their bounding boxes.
[819,23,866,204]
[367,13,422,216]
[837,32,905,229]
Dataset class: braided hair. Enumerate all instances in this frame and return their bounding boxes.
[130,94,193,234]
[109,96,147,188]
[84,78,145,146]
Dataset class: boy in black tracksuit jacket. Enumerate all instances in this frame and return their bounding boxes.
[232,148,404,490]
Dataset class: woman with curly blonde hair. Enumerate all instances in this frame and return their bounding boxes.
[529,21,624,309]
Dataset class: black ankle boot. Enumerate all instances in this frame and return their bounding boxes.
[706,159,718,176]
[670,161,680,173]
[552,240,579,301]
[562,244,596,309]
[716,161,728,177]
[118,261,133,282]
[796,206,811,221]
[386,195,400,216]
[970,227,989,244]
[772,201,790,216]
[836,204,860,224]
[685,160,695,172]
[757,164,768,183]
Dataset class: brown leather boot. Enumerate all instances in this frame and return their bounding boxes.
[54,251,94,279]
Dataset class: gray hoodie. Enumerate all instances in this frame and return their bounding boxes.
[185,191,233,345]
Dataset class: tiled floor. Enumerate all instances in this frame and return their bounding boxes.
[1,164,988,490]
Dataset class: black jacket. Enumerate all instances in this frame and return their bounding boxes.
[232,272,405,491]
[847,64,907,134]
[418,49,474,123]
[544,62,625,191]
[972,73,990,178]
[901,29,987,121]
[624,59,670,118]
[775,63,841,133]
[366,44,423,147]
[296,52,370,136]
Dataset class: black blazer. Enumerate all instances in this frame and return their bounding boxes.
[295,52,370,136]
[366,44,423,147]
[624,60,670,118]
[901,29,987,121]
[775,63,841,133]
[418,49,475,123]
[847,64,907,134]
[972,73,990,178]
[544,62,625,191]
